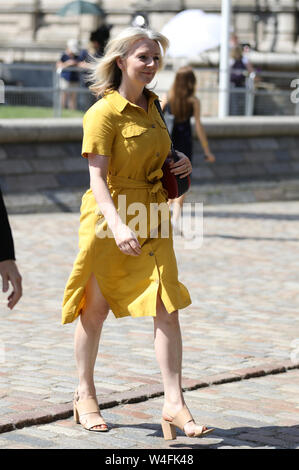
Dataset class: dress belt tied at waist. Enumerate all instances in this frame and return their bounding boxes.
[108,169,168,202]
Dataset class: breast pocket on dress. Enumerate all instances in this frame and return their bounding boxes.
[121,124,149,154]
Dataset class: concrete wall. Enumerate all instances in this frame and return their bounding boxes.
[1,116,299,213]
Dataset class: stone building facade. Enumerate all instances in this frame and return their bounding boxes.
[0,0,299,62]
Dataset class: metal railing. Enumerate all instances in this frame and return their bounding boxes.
[1,63,299,118]
[191,68,299,118]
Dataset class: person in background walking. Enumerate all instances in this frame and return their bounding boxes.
[56,39,81,110]
[229,45,254,115]
[0,188,22,310]
[161,66,215,231]
[230,33,253,71]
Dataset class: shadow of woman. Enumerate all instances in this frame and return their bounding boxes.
[108,421,299,449]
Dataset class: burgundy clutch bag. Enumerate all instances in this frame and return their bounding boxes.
[161,150,191,200]
[155,100,191,199]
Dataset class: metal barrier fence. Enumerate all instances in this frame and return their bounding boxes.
[0,62,299,117]
[193,68,299,117]
[0,62,92,116]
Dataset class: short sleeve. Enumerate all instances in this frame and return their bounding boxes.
[81,102,116,158]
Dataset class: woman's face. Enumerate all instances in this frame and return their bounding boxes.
[117,38,161,87]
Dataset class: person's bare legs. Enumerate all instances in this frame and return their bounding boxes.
[69,91,77,110]
[61,91,67,109]
[153,293,207,435]
[74,273,109,430]
[168,194,186,231]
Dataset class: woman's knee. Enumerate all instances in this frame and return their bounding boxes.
[82,305,109,326]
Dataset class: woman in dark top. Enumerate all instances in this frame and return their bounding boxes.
[56,39,81,110]
[161,66,215,231]
[229,45,254,115]
[0,188,22,309]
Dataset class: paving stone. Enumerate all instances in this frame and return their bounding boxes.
[0,431,54,448]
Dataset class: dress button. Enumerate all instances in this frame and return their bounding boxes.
[151,124,156,128]
[156,152,160,157]
[149,251,154,256]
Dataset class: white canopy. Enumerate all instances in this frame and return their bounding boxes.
[161,9,222,58]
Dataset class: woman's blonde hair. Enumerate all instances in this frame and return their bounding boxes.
[88,27,169,98]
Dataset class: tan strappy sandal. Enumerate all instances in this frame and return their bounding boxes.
[161,404,214,440]
[73,392,108,432]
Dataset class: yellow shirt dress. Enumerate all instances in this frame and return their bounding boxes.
[61,89,191,324]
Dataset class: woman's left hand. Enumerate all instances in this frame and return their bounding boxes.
[169,151,192,178]
[204,150,216,163]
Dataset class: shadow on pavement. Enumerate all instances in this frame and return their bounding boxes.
[107,422,299,449]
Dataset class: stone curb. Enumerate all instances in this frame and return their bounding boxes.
[0,360,298,434]
[2,117,299,143]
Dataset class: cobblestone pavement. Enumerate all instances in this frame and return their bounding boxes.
[0,200,298,445]
[0,369,298,449]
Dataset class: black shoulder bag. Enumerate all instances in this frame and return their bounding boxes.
[154,99,191,199]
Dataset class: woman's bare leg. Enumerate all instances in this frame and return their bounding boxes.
[153,293,207,435]
[74,273,109,429]
[154,295,183,406]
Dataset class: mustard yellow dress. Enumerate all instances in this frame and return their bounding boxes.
[61,89,191,324]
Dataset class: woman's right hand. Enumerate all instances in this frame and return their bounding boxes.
[113,222,142,257]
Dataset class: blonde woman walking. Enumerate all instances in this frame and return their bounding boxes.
[62,27,214,440]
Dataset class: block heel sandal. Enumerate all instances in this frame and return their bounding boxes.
[73,391,108,432]
[161,404,214,440]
